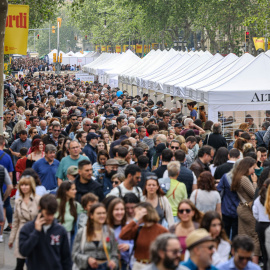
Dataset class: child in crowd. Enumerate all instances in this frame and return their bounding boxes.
[77,193,98,229]
[14,147,28,181]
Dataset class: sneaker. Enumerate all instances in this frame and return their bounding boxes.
[0,235,3,243]
[4,226,11,233]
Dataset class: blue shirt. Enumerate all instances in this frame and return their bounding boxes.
[0,150,14,172]
[181,258,218,270]
[217,257,260,270]
[32,157,59,190]
[190,109,197,119]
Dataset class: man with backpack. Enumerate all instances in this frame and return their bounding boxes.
[108,164,142,200]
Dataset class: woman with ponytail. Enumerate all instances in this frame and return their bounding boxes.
[254,179,270,270]
[72,203,118,270]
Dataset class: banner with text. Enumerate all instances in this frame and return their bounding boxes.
[253,37,265,51]
[4,4,29,55]
[75,73,95,83]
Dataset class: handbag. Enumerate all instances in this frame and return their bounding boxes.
[237,192,252,210]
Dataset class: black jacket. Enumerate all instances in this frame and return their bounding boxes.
[74,175,104,203]
[177,163,194,198]
[203,133,227,151]
[19,219,72,270]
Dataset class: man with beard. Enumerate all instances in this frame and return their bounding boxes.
[181,229,217,270]
[96,159,119,196]
[74,160,104,203]
[108,164,142,200]
[144,233,188,270]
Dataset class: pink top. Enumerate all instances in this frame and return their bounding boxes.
[178,236,187,254]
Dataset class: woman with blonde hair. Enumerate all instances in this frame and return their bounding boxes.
[238,123,249,132]
[119,202,168,270]
[8,176,40,270]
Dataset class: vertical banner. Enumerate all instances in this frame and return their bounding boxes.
[268,41,270,50]
[107,45,111,52]
[115,45,121,53]
[123,45,129,52]
[101,45,106,52]
[253,37,265,51]
[4,5,29,55]
[136,44,142,53]
[95,45,101,52]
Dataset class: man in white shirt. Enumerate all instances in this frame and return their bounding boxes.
[107,164,142,200]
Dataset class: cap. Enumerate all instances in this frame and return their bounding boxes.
[174,123,183,128]
[67,166,78,176]
[135,118,144,125]
[186,229,214,250]
[132,101,138,106]
[106,159,119,166]
[86,132,100,141]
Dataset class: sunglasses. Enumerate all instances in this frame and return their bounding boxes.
[178,209,191,214]
[33,131,38,134]
[112,181,120,184]
[238,256,252,262]
[146,175,158,181]
[171,146,179,150]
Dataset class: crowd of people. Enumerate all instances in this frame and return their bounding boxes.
[1,57,270,270]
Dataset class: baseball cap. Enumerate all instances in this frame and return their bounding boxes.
[67,166,78,176]
[86,132,100,141]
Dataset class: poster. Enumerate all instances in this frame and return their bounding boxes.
[4,5,29,55]
[116,45,121,53]
[253,37,265,51]
[75,73,95,83]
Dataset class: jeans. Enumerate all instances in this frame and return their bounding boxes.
[3,197,13,224]
[256,221,270,270]
[88,262,108,270]
[222,214,238,240]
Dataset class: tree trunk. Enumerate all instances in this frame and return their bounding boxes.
[0,0,8,134]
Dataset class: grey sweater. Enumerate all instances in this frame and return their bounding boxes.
[72,225,118,270]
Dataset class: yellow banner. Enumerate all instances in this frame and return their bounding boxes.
[123,45,128,52]
[95,45,101,52]
[136,44,142,53]
[253,37,265,51]
[268,41,270,50]
[4,4,29,55]
[115,45,121,53]
[144,45,150,53]
[101,45,106,52]
[107,45,111,52]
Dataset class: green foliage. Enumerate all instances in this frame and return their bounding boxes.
[9,0,65,28]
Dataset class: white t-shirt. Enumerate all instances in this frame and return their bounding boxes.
[190,189,221,213]
[107,182,143,200]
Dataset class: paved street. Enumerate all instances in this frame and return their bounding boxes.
[0,231,16,270]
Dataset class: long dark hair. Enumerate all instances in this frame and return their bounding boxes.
[259,178,270,205]
[107,198,126,228]
[86,203,106,241]
[58,137,70,160]
[56,181,77,224]
[69,121,80,134]
[231,157,256,191]
[213,147,228,167]
[200,211,230,244]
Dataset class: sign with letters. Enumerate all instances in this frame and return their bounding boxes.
[4,5,29,55]
[75,73,94,83]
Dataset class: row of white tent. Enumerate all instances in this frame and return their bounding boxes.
[82,48,270,121]
[47,49,100,66]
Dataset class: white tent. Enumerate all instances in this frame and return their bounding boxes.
[197,53,270,121]
[188,53,254,102]
[47,49,65,64]
[62,51,100,66]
